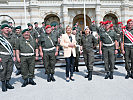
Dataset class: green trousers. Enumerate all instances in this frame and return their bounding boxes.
[83,49,94,71]
[20,56,35,80]
[102,46,115,72]
[0,55,13,81]
[124,46,133,72]
[43,51,56,74]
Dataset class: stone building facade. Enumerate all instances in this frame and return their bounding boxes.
[0,0,133,30]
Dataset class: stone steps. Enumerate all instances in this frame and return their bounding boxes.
[35,50,125,68]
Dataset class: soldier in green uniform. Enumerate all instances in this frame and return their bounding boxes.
[110,24,119,70]
[12,26,22,75]
[121,19,133,79]
[116,22,123,58]
[41,22,46,34]
[39,25,59,82]
[34,22,42,36]
[72,27,81,72]
[8,26,14,36]
[16,29,39,87]
[89,21,99,39]
[27,23,39,43]
[58,23,64,35]
[98,21,105,36]
[52,24,60,38]
[99,21,118,79]
[0,24,15,92]
[8,22,15,33]
[81,26,97,80]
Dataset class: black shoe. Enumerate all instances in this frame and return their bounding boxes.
[110,72,113,79]
[125,71,131,79]
[76,67,79,72]
[16,69,21,76]
[6,80,14,89]
[88,71,92,81]
[85,75,89,78]
[2,81,7,92]
[29,78,36,85]
[130,71,133,79]
[114,66,118,70]
[51,74,56,82]
[105,72,110,79]
[47,74,51,82]
[21,79,28,87]
[70,77,75,81]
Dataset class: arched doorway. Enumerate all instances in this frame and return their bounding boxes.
[44,14,60,25]
[0,15,15,26]
[73,14,91,31]
[103,13,118,25]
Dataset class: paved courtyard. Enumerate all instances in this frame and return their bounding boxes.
[0,64,133,100]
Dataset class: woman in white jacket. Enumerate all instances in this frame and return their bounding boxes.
[60,25,76,82]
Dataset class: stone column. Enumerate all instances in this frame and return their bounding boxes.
[121,0,129,25]
[29,0,39,25]
[95,0,101,26]
[62,6,69,29]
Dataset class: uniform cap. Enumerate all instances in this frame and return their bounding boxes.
[110,24,113,28]
[22,29,29,34]
[99,21,103,24]
[45,25,51,29]
[27,23,33,27]
[92,21,95,23]
[1,24,9,29]
[117,22,122,24]
[34,22,38,24]
[127,19,132,24]
[8,22,12,24]
[104,21,110,25]
[42,22,45,24]
[15,26,21,30]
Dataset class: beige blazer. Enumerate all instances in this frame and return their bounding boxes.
[60,33,76,58]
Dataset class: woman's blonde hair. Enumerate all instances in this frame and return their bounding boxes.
[66,25,72,33]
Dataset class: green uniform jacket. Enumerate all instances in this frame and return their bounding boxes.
[29,29,39,39]
[16,36,38,54]
[0,33,15,53]
[81,34,97,51]
[100,30,117,47]
[38,32,58,51]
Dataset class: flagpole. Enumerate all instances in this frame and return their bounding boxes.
[24,0,27,28]
[84,1,86,29]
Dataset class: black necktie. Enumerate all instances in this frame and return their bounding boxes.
[69,36,72,42]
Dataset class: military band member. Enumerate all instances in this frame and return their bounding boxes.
[0,24,15,92]
[16,29,39,87]
[81,26,97,80]
[99,21,118,79]
[121,19,133,79]
[39,25,59,82]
